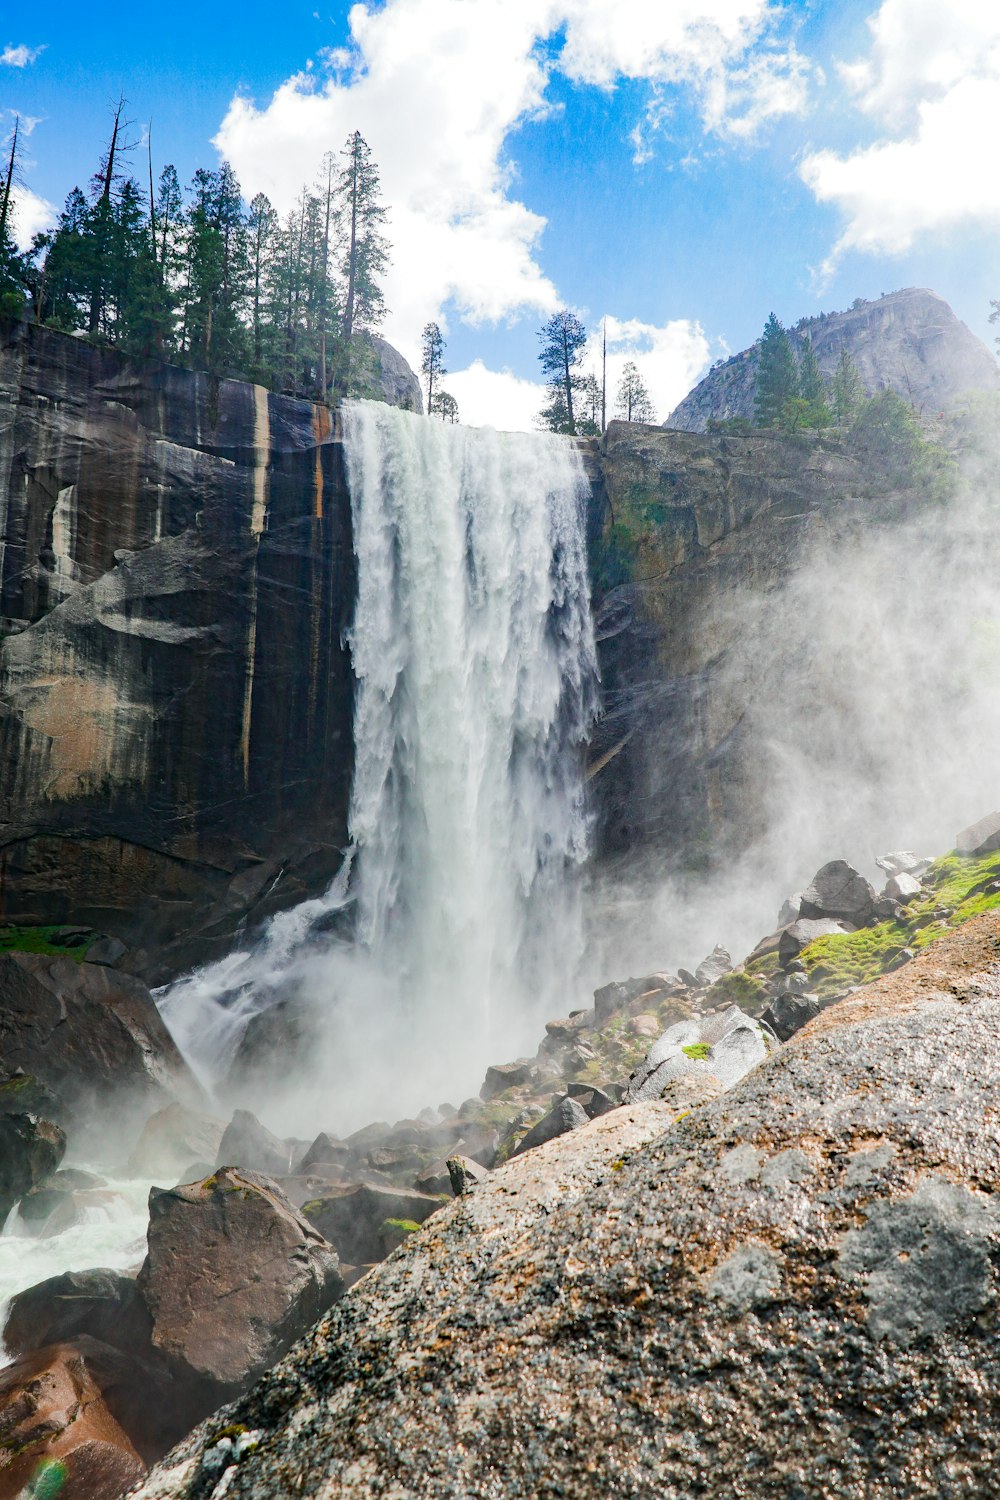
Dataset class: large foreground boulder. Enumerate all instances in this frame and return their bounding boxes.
[137,1168,343,1409]
[0,954,200,1128]
[0,1340,145,1500]
[134,914,1000,1500]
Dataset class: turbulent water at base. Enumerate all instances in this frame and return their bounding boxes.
[159,402,598,1133]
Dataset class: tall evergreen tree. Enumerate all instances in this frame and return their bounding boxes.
[831,347,864,427]
[338,131,389,346]
[754,313,799,427]
[421,321,446,414]
[537,309,587,435]
[615,360,656,423]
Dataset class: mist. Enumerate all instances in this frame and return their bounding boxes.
[583,400,1000,981]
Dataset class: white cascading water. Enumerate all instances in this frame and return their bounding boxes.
[0,402,598,1340]
[158,400,598,1131]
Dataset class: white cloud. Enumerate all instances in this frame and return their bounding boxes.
[214,0,805,370]
[1,43,43,68]
[801,3,1000,273]
[446,360,548,432]
[446,316,710,433]
[591,316,711,426]
[9,186,56,250]
[838,0,1000,126]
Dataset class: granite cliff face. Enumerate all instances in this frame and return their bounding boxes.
[0,320,370,981]
[0,315,961,976]
[667,287,999,431]
[585,419,926,867]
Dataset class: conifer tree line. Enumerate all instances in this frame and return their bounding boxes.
[0,104,395,402]
[536,309,658,435]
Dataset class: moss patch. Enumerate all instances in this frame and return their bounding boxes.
[704,971,768,1014]
[0,925,94,962]
[681,1043,711,1061]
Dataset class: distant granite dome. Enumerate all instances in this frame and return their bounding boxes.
[666,288,1000,432]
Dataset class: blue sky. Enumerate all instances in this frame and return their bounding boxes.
[3,0,999,427]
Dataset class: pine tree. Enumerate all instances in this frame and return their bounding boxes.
[794,333,832,428]
[337,131,389,354]
[615,360,656,423]
[537,310,588,435]
[432,390,459,423]
[577,372,602,436]
[246,192,279,374]
[831,347,864,427]
[754,313,799,427]
[421,321,446,415]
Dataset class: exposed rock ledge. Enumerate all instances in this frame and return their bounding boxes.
[134,913,1000,1499]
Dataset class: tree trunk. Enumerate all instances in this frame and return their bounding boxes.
[342,136,359,343]
[0,117,19,257]
[88,98,124,336]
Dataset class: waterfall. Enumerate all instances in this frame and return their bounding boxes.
[159,402,598,1131]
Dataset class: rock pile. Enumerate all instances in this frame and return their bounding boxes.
[131,912,1000,1500]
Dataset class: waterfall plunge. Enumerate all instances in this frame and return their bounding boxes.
[159,403,598,1132]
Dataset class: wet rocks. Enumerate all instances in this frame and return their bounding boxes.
[0,1340,146,1500]
[510,1096,588,1158]
[0,954,201,1129]
[299,1183,443,1267]
[127,1103,226,1181]
[0,1112,66,1226]
[130,916,1000,1500]
[215,1110,296,1178]
[138,1169,342,1408]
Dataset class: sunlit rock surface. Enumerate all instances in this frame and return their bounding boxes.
[666,287,1000,431]
[131,914,1000,1500]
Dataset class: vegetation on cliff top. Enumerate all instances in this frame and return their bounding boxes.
[0,106,398,406]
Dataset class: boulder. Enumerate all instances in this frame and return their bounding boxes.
[302,1184,443,1266]
[0,1113,66,1225]
[876,851,932,878]
[414,1160,453,1195]
[510,1097,589,1159]
[956,812,1000,857]
[446,1156,485,1196]
[778,917,854,964]
[593,981,632,1023]
[0,1341,146,1500]
[626,1005,776,1104]
[127,1103,226,1180]
[0,1069,60,1119]
[694,943,733,987]
[86,936,128,967]
[480,1059,536,1101]
[883,871,922,903]
[215,1109,295,1177]
[777,892,804,926]
[799,860,877,924]
[761,992,821,1042]
[4,1270,150,1362]
[0,954,200,1130]
[137,1168,343,1406]
[296,1132,350,1173]
[129,913,1000,1500]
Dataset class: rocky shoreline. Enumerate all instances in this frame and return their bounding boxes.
[2,811,1000,1495]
